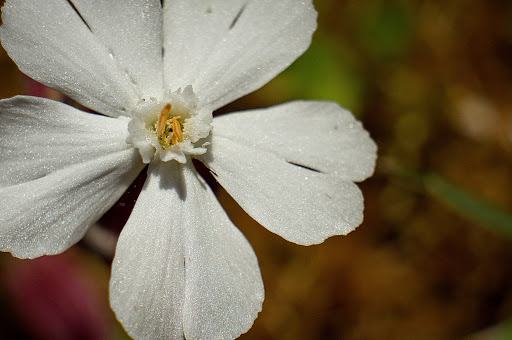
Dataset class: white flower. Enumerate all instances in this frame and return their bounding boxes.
[0,0,377,339]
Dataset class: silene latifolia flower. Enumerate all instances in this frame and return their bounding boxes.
[0,0,377,339]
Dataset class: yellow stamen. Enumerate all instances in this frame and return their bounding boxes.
[170,116,183,144]
[157,104,172,136]
[155,103,184,147]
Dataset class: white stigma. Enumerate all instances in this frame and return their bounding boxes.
[127,86,212,164]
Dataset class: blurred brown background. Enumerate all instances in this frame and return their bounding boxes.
[1,0,512,339]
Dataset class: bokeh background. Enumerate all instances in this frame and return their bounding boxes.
[1,0,512,339]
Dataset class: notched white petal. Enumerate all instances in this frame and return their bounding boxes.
[202,133,366,246]
[163,0,318,110]
[212,100,377,181]
[69,0,164,99]
[0,150,142,259]
[110,162,263,340]
[0,96,144,258]
[0,0,141,116]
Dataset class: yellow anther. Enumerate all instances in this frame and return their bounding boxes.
[170,116,183,144]
[155,103,183,147]
[157,104,172,136]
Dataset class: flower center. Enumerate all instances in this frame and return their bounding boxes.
[127,86,212,164]
[156,104,183,147]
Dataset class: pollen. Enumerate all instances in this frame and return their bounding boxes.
[155,103,184,147]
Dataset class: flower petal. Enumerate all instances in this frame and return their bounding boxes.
[0,0,145,116]
[202,132,367,245]
[66,0,164,99]
[110,162,263,339]
[212,100,377,181]
[0,96,144,258]
[163,0,317,110]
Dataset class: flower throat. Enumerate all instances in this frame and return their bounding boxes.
[156,103,184,148]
